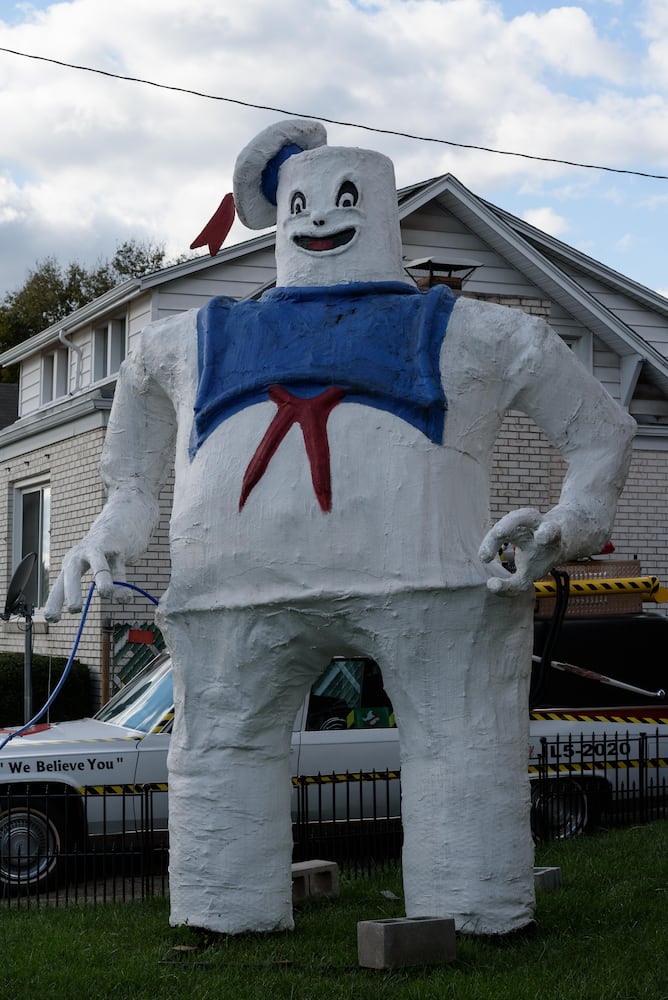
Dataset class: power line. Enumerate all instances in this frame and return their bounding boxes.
[2,44,668,181]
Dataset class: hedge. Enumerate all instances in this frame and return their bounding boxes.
[0,654,91,727]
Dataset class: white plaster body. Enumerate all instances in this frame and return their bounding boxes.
[50,295,632,934]
[46,128,635,935]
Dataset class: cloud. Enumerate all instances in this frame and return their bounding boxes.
[521,206,570,237]
[614,232,634,251]
[505,6,628,82]
[0,0,667,299]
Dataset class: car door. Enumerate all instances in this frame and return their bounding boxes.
[133,729,171,833]
[293,657,400,822]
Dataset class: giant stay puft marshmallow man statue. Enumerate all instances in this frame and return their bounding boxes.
[45,119,635,935]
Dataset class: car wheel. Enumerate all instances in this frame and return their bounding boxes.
[0,796,67,894]
[530,779,588,841]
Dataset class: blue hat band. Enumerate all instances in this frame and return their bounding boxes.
[261,143,304,206]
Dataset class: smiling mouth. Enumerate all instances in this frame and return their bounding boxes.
[293,228,356,252]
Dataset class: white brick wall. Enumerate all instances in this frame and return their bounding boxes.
[0,428,172,709]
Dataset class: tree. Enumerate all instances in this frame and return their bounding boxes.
[110,240,166,280]
[0,240,167,380]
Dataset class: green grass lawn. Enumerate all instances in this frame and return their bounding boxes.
[2,822,667,1000]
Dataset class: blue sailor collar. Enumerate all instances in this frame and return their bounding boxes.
[190,281,456,458]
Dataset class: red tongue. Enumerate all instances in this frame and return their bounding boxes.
[307,237,335,251]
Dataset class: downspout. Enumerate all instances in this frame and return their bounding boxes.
[58,328,83,394]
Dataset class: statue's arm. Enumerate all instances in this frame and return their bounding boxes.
[45,345,177,620]
[479,313,636,594]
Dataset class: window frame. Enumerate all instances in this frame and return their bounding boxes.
[12,478,51,610]
[41,346,69,405]
[93,318,126,383]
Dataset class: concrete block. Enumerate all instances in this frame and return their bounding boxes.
[534,866,562,891]
[291,860,339,905]
[357,917,456,970]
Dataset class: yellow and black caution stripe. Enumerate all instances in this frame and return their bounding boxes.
[534,575,668,603]
[6,735,139,748]
[149,712,174,734]
[529,758,668,776]
[291,770,400,788]
[531,710,668,726]
[81,775,401,797]
[78,782,169,796]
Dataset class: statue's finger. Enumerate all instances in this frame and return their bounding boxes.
[44,573,65,622]
[62,559,86,612]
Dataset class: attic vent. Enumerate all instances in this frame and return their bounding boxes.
[404,257,482,291]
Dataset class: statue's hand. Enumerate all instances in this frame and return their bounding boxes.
[479,507,564,596]
[44,540,127,622]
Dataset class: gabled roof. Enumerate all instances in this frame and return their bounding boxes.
[490,201,668,318]
[399,174,668,365]
[3,175,668,399]
[0,276,144,366]
[0,230,278,367]
[395,173,668,400]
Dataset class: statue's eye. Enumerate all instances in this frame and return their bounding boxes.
[290,191,307,215]
[336,181,358,208]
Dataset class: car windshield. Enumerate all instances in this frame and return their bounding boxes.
[95,655,174,734]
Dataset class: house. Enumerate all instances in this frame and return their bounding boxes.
[1,172,667,706]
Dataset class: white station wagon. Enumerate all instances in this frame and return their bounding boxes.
[1,652,666,892]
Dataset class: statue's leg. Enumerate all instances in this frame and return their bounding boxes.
[369,585,536,935]
[162,607,320,934]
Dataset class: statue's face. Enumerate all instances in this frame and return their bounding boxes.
[275,145,408,287]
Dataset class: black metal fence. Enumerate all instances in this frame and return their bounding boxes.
[1,731,666,907]
[0,785,169,909]
[530,729,668,840]
[292,769,402,874]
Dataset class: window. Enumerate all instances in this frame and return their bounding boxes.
[13,482,51,609]
[41,348,69,404]
[306,657,394,731]
[94,319,126,381]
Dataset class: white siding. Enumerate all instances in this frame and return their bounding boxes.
[400,204,545,298]
[543,300,589,341]
[127,292,153,356]
[592,335,623,402]
[18,356,42,417]
[66,325,92,390]
[154,249,278,320]
[560,264,668,359]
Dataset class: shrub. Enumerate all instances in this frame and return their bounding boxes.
[0,654,91,726]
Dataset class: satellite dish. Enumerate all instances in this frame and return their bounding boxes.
[2,552,37,620]
[2,552,38,723]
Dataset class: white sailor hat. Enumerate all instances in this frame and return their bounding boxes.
[233,118,328,229]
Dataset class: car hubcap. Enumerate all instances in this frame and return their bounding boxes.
[0,810,56,884]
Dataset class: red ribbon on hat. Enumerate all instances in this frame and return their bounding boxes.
[190,193,236,256]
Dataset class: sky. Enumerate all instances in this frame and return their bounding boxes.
[1,0,668,301]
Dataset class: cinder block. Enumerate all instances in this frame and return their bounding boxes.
[357,917,456,970]
[291,859,339,905]
[534,866,562,891]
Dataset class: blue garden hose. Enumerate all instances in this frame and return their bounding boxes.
[0,580,159,751]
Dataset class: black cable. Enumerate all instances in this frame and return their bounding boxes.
[1,46,668,181]
[530,568,570,709]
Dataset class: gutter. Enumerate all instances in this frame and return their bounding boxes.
[0,279,144,368]
[58,329,83,393]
